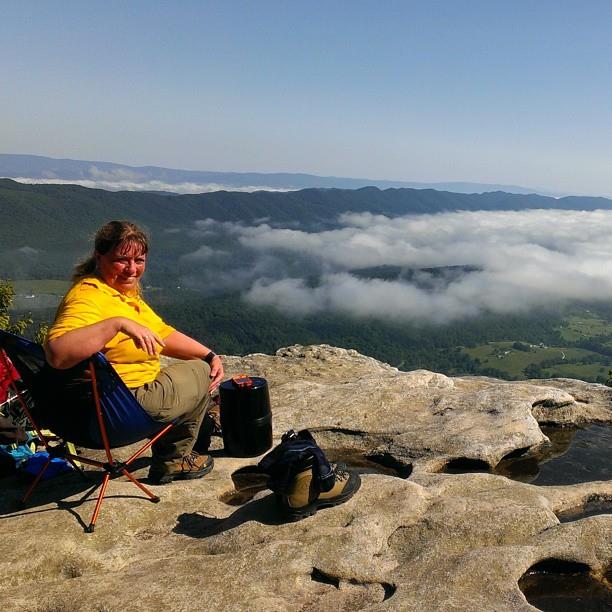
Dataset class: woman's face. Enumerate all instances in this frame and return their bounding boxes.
[96,241,146,294]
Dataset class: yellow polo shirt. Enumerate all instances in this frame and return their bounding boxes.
[47,277,175,388]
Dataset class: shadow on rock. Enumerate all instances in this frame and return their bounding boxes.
[174,493,286,538]
[0,456,154,529]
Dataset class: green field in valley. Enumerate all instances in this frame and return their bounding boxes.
[461,307,612,382]
[463,342,607,379]
[464,343,595,374]
[11,279,71,294]
[8,279,70,313]
[558,312,612,341]
[541,363,610,378]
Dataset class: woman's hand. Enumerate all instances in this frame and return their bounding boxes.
[208,355,224,393]
[119,318,165,355]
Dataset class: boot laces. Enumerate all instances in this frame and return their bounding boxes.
[206,406,222,434]
[332,464,350,482]
[183,451,201,468]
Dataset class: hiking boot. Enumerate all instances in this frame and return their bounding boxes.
[231,465,270,494]
[149,451,214,485]
[278,463,361,521]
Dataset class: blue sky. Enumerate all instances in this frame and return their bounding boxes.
[2,1,612,195]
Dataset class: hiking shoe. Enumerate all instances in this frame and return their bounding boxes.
[149,451,214,485]
[278,464,361,521]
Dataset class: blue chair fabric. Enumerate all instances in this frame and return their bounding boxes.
[0,329,173,532]
[0,329,163,448]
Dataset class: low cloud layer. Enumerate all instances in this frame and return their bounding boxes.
[11,177,293,194]
[183,209,612,323]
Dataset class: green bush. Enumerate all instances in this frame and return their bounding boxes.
[0,279,47,342]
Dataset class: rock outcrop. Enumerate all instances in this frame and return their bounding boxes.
[1,345,610,611]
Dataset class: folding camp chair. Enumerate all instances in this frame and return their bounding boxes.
[0,329,173,532]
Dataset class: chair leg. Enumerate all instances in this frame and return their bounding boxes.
[20,455,52,507]
[123,423,173,467]
[121,468,160,503]
[65,455,89,480]
[86,472,111,533]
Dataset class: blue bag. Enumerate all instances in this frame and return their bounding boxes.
[19,451,74,480]
[0,441,34,474]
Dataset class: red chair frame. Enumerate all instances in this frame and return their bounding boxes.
[0,348,173,533]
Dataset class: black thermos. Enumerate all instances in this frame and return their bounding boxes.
[219,375,273,457]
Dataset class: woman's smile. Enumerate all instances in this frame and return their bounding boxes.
[96,241,147,293]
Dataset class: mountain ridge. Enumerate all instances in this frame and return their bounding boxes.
[2,177,611,280]
[0,153,560,196]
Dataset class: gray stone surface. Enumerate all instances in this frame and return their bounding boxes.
[0,345,610,611]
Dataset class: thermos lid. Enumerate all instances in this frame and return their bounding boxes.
[220,375,267,392]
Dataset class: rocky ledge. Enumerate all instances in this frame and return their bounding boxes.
[1,344,610,611]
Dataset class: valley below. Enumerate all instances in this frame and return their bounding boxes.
[10,278,612,385]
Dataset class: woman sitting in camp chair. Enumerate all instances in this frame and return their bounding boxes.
[45,220,224,485]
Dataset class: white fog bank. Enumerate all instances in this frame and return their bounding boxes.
[185,209,612,323]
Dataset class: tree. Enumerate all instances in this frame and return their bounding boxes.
[0,279,47,342]
[523,363,543,378]
[512,341,531,352]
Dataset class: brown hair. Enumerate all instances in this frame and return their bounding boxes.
[73,221,149,286]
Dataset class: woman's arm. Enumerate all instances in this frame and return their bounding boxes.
[45,317,164,369]
[160,330,211,360]
[162,330,224,391]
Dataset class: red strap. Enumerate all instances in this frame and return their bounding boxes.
[0,351,20,403]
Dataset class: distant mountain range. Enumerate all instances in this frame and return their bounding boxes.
[2,177,611,281]
[0,153,560,196]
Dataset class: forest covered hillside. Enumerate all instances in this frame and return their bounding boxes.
[2,178,612,279]
[4,180,612,384]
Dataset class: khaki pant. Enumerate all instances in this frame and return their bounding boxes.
[132,360,211,469]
